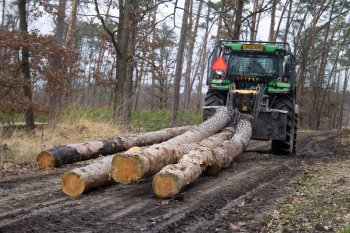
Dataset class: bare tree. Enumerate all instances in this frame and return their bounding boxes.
[171,0,191,125]
[47,0,67,125]
[1,0,5,29]
[268,0,277,41]
[65,0,79,47]
[184,0,203,110]
[18,0,34,131]
[232,0,244,40]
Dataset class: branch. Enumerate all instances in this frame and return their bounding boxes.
[93,0,121,56]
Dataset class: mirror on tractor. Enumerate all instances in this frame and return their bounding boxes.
[283,55,291,76]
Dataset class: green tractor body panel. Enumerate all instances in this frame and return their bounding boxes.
[209,79,232,89]
[204,40,297,154]
[267,81,291,93]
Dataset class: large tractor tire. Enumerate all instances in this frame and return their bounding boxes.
[293,113,297,153]
[271,94,297,155]
[202,90,227,121]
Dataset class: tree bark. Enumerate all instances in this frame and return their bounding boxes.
[183,0,203,110]
[253,0,264,41]
[250,0,258,41]
[18,0,35,131]
[268,0,277,41]
[282,0,293,42]
[338,68,349,129]
[171,0,191,125]
[274,0,288,41]
[65,0,79,47]
[37,126,192,169]
[196,3,211,111]
[1,0,5,29]
[153,117,252,199]
[48,0,67,125]
[232,0,244,40]
[111,107,233,184]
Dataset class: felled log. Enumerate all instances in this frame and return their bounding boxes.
[61,147,142,197]
[61,156,112,197]
[37,126,191,169]
[152,117,252,199]
[111,107,233,184]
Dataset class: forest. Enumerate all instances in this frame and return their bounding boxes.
[0,0,349,130]
[1,1,350,232]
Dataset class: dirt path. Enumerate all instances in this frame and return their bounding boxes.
[0,130,344,233]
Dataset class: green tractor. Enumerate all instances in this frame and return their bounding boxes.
[203,40,297,154]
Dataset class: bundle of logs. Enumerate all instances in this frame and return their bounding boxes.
[37,107,253,198]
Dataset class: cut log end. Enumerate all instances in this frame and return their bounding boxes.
[127,146,142,153]
[111,155,143,184]
[36,151,55,169]
[61,172,85,197]
[206,163,221,176]
[152,172,182,199]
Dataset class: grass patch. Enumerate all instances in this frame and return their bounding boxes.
[0,121,120,164]
[267,160,350,232]
[131,109,202,132]
[0,108,47,123]
[59,105,114,124]
[0,106,202,164]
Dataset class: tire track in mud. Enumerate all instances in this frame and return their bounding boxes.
[0,130,341,233]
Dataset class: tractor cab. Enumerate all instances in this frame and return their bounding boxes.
[203,40,297,155]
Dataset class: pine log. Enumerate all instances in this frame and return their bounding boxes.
[111,107,233,184]
[37,126,191,169]
[152,117,252,199]
[61,147,142,197]
[207,117,252,176]
[61,156,113,197]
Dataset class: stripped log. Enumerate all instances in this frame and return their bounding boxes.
[37,126,191,169]
[111,107,233,184]
[61,147,142,197]
[152,117,252,199]
[61,156,113,197]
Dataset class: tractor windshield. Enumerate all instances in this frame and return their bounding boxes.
[227,53,280,77]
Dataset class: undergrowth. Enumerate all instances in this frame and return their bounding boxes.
[0,105,202,163]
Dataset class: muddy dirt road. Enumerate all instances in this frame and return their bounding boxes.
[0,130,346,232]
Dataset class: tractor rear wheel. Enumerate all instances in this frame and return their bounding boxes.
[202,90,227,121]
[271,94,297,155]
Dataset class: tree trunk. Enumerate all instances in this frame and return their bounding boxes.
[1,0,5,29]
[215,0,225,42]
[282,0,293,42]
[113,0,131,124]
[111,107,233,184]
[37,126,192,169]
[150,0,158,110]
[196,3,211,111]
[171,0,191,125]
[61,155,113,197]
[268,0,277,42]
[338,68,349,129]
[153,116,252,199]
[183,0,202,110]
[232,0,244,40]
[250,0,258,41]
[274,0,288,41]
[47,0,67,125]
[123,14,137,122]
[18,0,35,131]
[253,0,264,41]
[65,0,79,47]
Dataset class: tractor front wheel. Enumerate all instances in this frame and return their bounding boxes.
[271,94,297,155]
[202,90,227,121]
